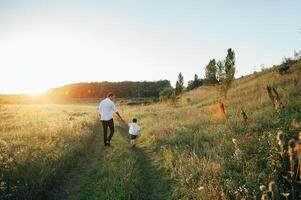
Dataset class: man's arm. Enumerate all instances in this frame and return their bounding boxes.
[111,102,125,123]
[116,111,125,123]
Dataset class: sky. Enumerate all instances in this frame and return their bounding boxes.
[0,0,300,94]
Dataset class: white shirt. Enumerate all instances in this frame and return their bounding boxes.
[128,123,140,135]
[99,98,118,121]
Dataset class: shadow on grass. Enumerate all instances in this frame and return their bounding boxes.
[50,122,173,200]
[116,124,173,200]
[46,121,105,200]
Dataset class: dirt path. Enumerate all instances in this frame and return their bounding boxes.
[50,123,172,200]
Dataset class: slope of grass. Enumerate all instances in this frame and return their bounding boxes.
[121,62,301,199]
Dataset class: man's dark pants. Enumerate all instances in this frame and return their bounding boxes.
[101,119,114,145]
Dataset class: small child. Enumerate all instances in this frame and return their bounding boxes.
[128,118,140,147]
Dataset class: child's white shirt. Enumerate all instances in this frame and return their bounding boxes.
[128,123,140,135]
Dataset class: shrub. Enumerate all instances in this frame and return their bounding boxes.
[278,58,298,75]
[159,87,173,101]
[187,74,204,91]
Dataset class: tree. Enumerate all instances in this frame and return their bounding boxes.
[294,50,301,61]
[204,59,218,84]
[175,72,184,95]
[219,48,236,97]
[225,48,235,81]
[216,60,225,82]
[187,74,203,91]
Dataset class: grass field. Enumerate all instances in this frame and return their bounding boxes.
[1,62,301,199]
[0,105,98,199]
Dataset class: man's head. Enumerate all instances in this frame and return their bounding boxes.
[107,92,114,100]
[132,118,137,123]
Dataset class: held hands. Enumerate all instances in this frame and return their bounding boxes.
[116,112,126,124]
[119,117,126,124]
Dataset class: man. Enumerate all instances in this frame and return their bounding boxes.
[99,92,124,146]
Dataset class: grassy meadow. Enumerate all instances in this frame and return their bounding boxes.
[0,61,301,199]
[0,105,99,199]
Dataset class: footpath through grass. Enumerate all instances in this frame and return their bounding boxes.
[50,121,172,200]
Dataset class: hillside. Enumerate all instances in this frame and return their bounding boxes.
[118,61,301,199]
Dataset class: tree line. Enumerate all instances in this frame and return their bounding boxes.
[46,80,171,100]
[160,48,236,100]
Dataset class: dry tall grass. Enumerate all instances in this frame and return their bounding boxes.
[122,62,301,199]
[0,104,98,199]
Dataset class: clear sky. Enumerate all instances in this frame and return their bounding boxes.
[0,0,300,94]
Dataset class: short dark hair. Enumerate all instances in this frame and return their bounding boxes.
[132,118,137,123]
[107,92,114,98]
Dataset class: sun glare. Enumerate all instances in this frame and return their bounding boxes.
[0,30,111,94]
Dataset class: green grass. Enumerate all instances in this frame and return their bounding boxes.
[50,123,172,200]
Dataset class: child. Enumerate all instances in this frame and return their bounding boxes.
[128,118,140,147]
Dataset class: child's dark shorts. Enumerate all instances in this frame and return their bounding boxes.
[130,134,137,139]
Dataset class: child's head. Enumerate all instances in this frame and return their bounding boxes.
[132,118,137,123]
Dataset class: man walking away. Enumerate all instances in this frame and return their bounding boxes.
[99,92,124,147]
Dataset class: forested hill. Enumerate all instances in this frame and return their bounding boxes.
[46,80,171,99]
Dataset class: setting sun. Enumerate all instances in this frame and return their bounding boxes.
[0,31,116,94]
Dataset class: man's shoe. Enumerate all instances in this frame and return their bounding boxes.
[105,142,113,147]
